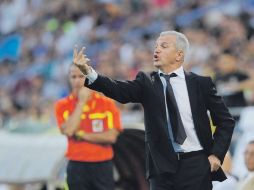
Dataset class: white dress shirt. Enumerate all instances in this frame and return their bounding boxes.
[159,66,203,152]
[87,66,203,152]
[86,68,98,84]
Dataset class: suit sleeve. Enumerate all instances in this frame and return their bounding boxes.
[84,72,144,104]
[204,77,235,162]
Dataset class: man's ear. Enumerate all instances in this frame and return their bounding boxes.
[176,50,184,62]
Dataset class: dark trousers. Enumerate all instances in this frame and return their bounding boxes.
[149,153,213,190]
[67,160,114,190]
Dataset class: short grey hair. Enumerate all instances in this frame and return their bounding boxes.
[160,31,190,56]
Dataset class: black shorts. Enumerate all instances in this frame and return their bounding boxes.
[67,160,114,190]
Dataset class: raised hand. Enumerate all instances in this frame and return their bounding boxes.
[73,46,92,75]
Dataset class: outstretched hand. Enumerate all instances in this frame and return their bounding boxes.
[73,46,92,75]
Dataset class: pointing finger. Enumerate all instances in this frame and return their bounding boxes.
[80,55,90,65]
[86,58,90,65]
[78,46,86,57]
[73,45,78,59]
[77,47,86,61]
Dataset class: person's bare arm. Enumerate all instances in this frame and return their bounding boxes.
[76,128,120,144]
[236,78,254,91]
[226,73,254,92]
[61,88,91,137]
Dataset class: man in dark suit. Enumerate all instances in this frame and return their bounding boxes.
[73,31,235,190]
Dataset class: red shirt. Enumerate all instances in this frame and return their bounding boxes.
[54,92,122,162]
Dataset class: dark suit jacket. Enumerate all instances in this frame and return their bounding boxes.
[85,70,235,181]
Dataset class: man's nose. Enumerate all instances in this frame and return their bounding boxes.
[155,49,158,53]
[155,47,161,53]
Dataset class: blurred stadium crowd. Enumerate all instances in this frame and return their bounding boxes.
[1,0,254,188]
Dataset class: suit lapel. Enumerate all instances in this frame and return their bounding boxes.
[151,71,165,105]
[185,72,199,126]
[150,71,167,123]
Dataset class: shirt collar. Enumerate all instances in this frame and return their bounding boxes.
[158,66,185,79]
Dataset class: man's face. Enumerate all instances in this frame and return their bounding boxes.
[69,65,85,92]
[244,143,254,172]
[153,35,182,69]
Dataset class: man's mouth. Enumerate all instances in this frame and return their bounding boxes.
[153,54,159,61]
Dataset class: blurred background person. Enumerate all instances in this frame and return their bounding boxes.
[214,53,249,108]
[231,106,254,180]
[54,64,122,190]
[237,140,254,190]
